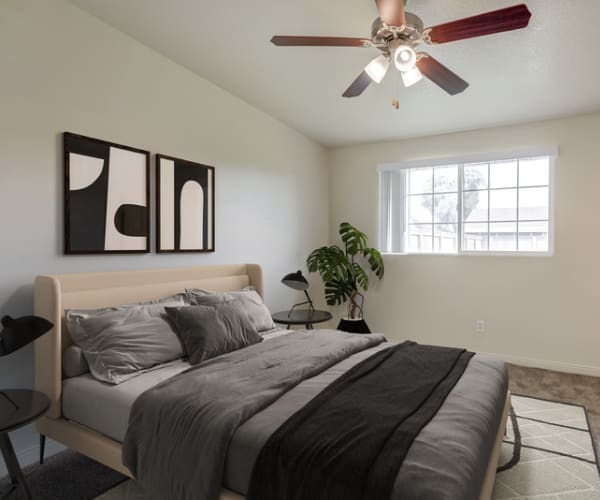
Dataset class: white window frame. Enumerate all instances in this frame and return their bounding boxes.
[378,147,558,257]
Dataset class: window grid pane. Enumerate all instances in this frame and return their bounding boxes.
[434,224,458,253]
[490,160,517,188]
[464,163,488,190]
[434,165,458,193]
[409,167,433,195]
[489,222,517,252]
[389,155,551,255]
[461,157,550,253]
[463,222,489,251]
[489,188,517,221]
[407,224,433,253]
[408,194,434,224]
[518,221,549,252]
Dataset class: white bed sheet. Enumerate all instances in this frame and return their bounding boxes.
[62,359,191,442]
[61,329,291,442]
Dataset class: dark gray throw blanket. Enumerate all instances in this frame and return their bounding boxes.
[247,341,475,500]
[122,330,386,500]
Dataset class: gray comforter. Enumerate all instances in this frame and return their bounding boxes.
[123,331,508,500]
[122,331,386,500]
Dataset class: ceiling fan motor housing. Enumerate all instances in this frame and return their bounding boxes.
[371,12,424,47]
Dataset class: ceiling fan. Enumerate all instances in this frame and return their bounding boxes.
[271,1,532,101]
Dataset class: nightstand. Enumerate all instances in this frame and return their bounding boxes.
[1,389,50,500]
[272,310,333,330]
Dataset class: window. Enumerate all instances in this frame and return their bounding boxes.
[379,151,555,255]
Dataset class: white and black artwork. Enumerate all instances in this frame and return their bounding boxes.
[157,155,215,253]
[64,133,150,254]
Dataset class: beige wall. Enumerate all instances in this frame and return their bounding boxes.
[329,113,600,375]
[0,0,328,467]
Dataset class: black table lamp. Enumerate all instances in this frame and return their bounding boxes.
[0,315,53,409]
[281,271,315,316]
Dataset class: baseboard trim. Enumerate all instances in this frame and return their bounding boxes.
[483,352,600,377]
[0,438,64,479]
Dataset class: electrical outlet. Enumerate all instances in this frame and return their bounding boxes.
[476,320,485,334]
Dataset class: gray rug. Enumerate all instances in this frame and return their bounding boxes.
[0,450,126,500]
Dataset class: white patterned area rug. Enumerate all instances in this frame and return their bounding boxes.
[97,395,600,500]
[494,395,600,500]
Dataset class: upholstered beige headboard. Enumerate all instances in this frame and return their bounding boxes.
[34,264,263,418]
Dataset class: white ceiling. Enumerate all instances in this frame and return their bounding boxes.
[70,0,600,147]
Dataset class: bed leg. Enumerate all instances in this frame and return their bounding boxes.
[39,434,46,465]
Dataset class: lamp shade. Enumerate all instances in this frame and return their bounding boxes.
[394,45,417,72]
[364,54,390,84]
[401,66,424,87]
[0,315,53,357]
[281,271,309,291]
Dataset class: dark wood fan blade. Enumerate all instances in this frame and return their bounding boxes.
[427,4,532,44]
[416,54,469,95]
[271,36,369,47]
[375,0,407,27]
[343,71,372,98]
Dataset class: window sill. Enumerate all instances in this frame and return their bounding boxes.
[381,251,554,258]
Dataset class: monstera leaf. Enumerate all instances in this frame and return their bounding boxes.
[306,222,385,317]
[307,245,351,282]
[352,262,369,290]
[324,277,355,306]
[362,247,384,279]
[339,222,367,255]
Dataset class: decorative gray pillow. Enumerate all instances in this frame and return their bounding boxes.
[65,294,187,384]
[166,302,263,365]
[62,345,90,378]
[187,288,274,333]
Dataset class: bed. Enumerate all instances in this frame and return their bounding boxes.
[33,264,510,500]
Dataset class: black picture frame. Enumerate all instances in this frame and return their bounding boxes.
[64,132,150,255]
[156,154,215,253]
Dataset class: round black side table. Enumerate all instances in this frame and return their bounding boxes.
[272,310,333,330]
[1,390,50,500]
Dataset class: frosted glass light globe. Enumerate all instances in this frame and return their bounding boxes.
[394,45,417,72]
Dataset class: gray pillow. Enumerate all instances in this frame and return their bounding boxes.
[68,293,189,316]
[65,294,187,384]
[166,302,263,365]
[187,288,274,333]
[62,345,90,378]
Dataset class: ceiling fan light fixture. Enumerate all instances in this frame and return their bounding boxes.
[393,45,417,72]
[364,54,390,84]
[272,3,533,100]
[401,66,424,87]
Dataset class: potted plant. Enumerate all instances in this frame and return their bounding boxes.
[307,222,384,333]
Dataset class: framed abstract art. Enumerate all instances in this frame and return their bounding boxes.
[64,132,150,254]
[156,154,215,253]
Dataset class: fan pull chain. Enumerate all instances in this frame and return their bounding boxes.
[392,68,400,110]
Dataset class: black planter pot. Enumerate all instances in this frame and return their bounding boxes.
[337,318,371,334]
